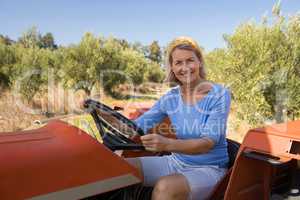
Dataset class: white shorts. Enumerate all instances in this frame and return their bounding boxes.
[139,155,227,200]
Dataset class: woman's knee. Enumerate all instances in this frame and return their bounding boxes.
[154,178,170,193]
[153,175,190,199]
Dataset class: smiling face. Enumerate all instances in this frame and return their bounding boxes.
[171,48,202,85]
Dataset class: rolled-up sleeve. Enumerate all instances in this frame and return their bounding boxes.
[200,88,231,144]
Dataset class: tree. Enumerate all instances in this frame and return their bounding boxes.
[0,35,14,45]
[0,40,17,87]
[206,8,300,125]
[148,41,162,63]
[117,38,129,49]
[10,46,50,100]
[17,27,42,48]
[41,32,57,49]
[144,62,165,83]
[205,48,228,83]
[60,32,104,95]
[122,48,148,85]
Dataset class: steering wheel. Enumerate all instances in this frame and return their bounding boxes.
[83,99,145,151]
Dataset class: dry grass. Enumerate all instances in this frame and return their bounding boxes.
[0,90,46,132]
[227,109,251,143]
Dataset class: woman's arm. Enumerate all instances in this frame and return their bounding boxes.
[134,94,168,134]
[141,134,214,154]
[166,137,215,154]
[141,87,231,154]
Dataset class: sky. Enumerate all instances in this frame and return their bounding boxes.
[0,0,299,51]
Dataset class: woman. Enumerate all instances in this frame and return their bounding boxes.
[128,36,231,200]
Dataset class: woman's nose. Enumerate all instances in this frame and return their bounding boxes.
[181,62,191,70]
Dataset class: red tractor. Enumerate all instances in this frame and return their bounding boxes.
[0,99,299,200]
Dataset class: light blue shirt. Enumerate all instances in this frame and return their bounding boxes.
[134,83,231,168]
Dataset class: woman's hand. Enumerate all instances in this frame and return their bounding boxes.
[141,134,172,152]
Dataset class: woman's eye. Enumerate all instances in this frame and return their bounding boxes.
[175,61,181,66]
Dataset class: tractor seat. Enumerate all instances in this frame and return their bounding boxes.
[207,138,241,200]
[227,138,240,169]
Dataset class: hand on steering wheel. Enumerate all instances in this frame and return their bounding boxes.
[141,134,171,152]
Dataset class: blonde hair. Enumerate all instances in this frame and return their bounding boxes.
[165,36,206,84]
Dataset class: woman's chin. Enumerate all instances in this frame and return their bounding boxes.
[178,77,198,85]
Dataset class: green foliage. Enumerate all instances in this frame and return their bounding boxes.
[43,32,156,95]
[10,46,56,100]
[1,28,163,98]
[0,34,14,45]
[17,27,42,48]
[59,33,103,94]
[206,11,300,125]
[144,62,165,83]
[40,32,57,49]
[0,41,17,87]
[17,27,57,50]
[147,40,162,63]
[123,48,147,85]
[96,36,127,94]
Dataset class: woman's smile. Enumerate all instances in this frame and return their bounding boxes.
[171,48,201,85]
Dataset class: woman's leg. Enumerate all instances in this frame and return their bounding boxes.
[178,166,227,200]
[152,174,190,200]
[126,156,190,199]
